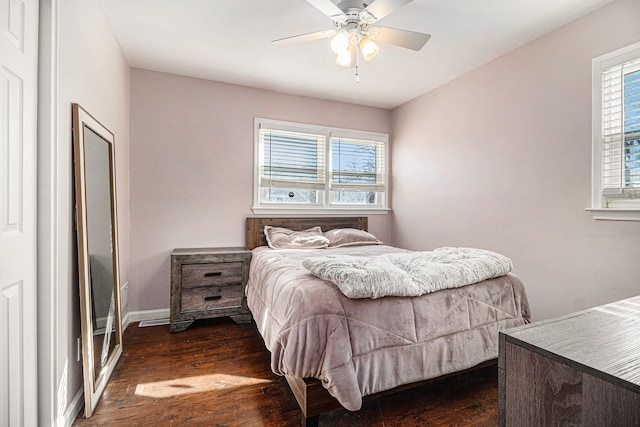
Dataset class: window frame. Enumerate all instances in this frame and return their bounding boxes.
[253,118,390,215]
[588,41,640,221]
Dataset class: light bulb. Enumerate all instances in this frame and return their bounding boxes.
[330,31,350,54]
[335,48,353,68]
[359,36,379,61]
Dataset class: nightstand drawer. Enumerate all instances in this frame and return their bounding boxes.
[181,284,243,312]
[181,262,243,288]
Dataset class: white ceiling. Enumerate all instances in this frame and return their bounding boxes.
[98,0,615,109]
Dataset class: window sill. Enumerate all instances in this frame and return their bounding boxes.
[585,208,640,221]
[252,206,391,216]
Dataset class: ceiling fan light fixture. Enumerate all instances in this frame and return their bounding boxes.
[330,31,350,54]
[272,0,431,78]
[359,36,379,61]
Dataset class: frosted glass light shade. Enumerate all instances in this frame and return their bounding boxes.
[330,31,350,54]
[359,36,379,61]
[336,49,353,67]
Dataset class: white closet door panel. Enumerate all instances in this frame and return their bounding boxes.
[0,0,38,425]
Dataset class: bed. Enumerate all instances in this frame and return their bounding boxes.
[245,217,531,426]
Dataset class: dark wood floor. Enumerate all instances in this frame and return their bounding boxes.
[73,317,499,426]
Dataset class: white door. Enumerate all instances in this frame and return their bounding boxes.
[0,0,39,426]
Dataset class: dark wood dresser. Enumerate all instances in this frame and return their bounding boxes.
[499,295,640,426]
[170,247,252,333]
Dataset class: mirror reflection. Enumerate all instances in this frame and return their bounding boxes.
[83,125,118,385]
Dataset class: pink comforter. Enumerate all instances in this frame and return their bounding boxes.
[246,245,531,411]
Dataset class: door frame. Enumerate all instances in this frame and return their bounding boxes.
[37,0,62,425]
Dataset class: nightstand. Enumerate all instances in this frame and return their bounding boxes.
[170,247,252,333]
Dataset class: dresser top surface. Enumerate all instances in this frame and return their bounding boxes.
[504,295,640,388]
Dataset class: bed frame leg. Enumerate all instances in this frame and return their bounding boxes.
[302,414,319,427]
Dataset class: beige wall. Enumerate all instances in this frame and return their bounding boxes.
[53,0,131,418]
[129,69,392,311]
[391,0,640,321]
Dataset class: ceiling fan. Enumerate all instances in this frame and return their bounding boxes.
[273,0,431,76]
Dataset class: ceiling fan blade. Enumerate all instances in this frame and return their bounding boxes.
[372,27,431,51]
[360,0,414,23]
[306,0,347,22]
[272,29,336,46]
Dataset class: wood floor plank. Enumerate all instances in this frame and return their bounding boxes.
[73,318,499,426]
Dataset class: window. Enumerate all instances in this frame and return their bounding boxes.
[590,41,640,221]
[253,118,388,214]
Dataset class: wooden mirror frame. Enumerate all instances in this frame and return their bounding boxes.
[72,104,123,417]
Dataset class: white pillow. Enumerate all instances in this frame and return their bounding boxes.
[324,228,382,248]
[264,226,330,249]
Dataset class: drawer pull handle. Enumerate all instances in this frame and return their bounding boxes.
[204,272,222,277]
[204,295,222,301]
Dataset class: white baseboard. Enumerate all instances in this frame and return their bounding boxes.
[60,387,84,427]
[122,308,170,329]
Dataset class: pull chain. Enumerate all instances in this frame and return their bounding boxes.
[355,46,360,83]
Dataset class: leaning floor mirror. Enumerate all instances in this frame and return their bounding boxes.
[72,104,123,417]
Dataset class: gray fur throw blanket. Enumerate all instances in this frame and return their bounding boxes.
[302,247,513,299]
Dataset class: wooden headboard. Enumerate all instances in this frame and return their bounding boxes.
[245,217,368,250]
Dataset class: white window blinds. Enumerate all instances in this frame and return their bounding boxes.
[258,127,326,190]
[601,58,640,199]
[330,137,385,192]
